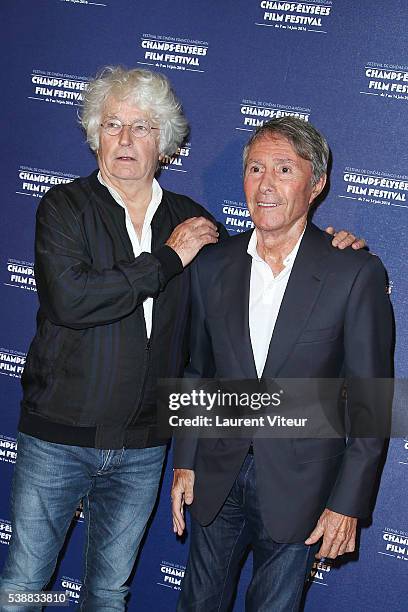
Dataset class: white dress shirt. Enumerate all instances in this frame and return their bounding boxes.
[248,228,305,377]
[98,172,163,338]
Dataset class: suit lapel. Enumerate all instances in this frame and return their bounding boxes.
[222,232,258,378]
[262,223,332,377]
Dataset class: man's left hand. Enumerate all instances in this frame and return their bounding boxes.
[305,508,357,559]
[325,226,366,250]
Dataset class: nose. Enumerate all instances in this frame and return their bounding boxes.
[118,124,132,146]
[259,168,276,193]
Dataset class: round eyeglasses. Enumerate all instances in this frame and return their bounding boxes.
[100,119,160,138]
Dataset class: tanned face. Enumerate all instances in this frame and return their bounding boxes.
[244,134,326,237]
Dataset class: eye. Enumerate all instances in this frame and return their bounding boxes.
[249,164,262,174]
[106,120,121,129]
[280,166,291,174]
[131,121,149,135]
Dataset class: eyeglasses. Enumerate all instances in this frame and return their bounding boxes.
[100,118,160,138]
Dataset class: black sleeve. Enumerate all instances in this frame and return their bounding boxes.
[173,257,216,470]
[326,255,394,518]
[34,189,183,330]
[217,221,230,242]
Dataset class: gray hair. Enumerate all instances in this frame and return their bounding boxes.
[80,66,189,156]
[243,117,329,184]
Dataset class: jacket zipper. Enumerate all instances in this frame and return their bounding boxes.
[125,302,155,434]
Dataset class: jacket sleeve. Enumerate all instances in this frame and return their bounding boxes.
[173,256,216,470]
[34,187,183,330]
[326,255,394,518]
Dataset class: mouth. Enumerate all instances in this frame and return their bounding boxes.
[257,202,280,208]
[116,156,136,161]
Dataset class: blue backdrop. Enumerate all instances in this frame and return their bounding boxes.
[1,1,407,610]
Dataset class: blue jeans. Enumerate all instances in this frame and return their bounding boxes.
[177,454,318,612]
[0,433,166,611]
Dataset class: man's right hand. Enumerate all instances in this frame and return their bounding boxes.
[166,217,219,267]
[171,468,195,536]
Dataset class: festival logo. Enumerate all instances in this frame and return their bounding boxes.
[361,62,408,102]
[29,70,89,107]
[255,1,333,34]
[378,527,408,562]
[74,500,85,523]
[0,349,26,380]
[0,435,18,465]
[160,143,192,174]
[0,519,12,546]
[58,0,107,6]
[399,438,408,467]
[16,166,77,200]
[237,99,311,132]
[157,560,185,591]
[59,577,82,604]
[219,199,254,235]
[3,259,36,293]
[309,559,332,586]
[137,34,209,74]
[338,167,408,210]
[16,166,77,198]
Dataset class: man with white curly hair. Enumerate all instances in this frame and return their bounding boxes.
[0,66,361,611]
[0,66,223,611]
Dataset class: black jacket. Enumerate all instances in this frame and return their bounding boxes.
[19,170,225,449]
[174,224,393,541]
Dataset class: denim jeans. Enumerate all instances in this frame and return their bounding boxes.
[0,432,166,611]
[177,454,318,612]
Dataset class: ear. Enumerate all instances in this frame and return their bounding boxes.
[309,173,327,204]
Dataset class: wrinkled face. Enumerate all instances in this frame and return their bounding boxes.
[243,134,326,235]
[97,97,160,188]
